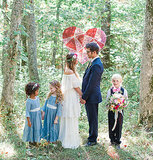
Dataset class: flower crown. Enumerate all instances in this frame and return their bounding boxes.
[67,53,78,62]
[73,53,77,59]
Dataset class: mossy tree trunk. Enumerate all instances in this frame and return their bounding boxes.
[1,0,24,115]
[101,0,111,68]
[139,0,153,128]
[52,0,62,66]
[1,0,9,75]
[27,0,39,82]
[21,15,28,66]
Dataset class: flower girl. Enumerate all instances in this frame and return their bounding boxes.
[41,80,63,144]
[22,82,42,146]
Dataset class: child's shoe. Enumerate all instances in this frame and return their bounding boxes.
[115,144,120,149]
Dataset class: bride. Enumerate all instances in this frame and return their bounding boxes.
[59,53,82,149]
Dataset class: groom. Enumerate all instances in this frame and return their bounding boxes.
[81,42,104,146]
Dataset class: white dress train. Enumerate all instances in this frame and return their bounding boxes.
[59,74,81,149]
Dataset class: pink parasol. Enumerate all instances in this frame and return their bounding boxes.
[84,28,106,51]
[63,26,84,53]
[63,27,106,64]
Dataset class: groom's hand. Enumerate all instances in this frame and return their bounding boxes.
[80,97,86,104]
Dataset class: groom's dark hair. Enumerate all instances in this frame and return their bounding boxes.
[86,42,99,54]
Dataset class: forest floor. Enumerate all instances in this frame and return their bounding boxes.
[0,104,152,160]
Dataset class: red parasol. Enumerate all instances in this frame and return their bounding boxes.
[84,28,106,51]
[63,27,106,64]
[63,26,84,53]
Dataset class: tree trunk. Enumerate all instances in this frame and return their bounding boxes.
[101,0,111,68]
[1,0,24,115]
[27,0,39,82]
[21,15,28,66]
[139,0,153,128]
[52,38,57,65]
[52,0,62,65]
[1,0,9,75]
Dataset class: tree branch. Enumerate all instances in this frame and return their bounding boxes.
[2,11,11,23]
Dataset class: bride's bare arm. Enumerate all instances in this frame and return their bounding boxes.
[74,87,82,97]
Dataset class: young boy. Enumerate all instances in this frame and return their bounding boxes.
[106,74,128,149]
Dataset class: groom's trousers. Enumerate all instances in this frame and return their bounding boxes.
[85,103,98,142]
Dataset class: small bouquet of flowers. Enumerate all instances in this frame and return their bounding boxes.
[107,93,128,112]
[107,93,128,131]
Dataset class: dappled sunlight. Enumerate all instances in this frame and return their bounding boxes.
[107,146,119,160]
[15,119,25,139]
[0,122,5,136]
[97,125,153,160]
[0,142,16,159]
[98,128,120,159]
[98,125,110,145]
[121,130,153,159]
[122,129,152,147]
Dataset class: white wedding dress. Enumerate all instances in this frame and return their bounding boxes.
[59,74,81,149]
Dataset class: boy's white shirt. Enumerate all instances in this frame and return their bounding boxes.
[106,86,128,101]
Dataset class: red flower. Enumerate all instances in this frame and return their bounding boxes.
[114,105,119,110]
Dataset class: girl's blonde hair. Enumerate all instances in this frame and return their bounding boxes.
[65,53,79,78]
[47,80,63,104]
[112,74,122,81]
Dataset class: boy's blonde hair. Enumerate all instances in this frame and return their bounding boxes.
[112,74,122,81]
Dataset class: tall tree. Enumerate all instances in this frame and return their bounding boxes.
[26,0,39,82]
[139,0,153,128]
[52,0,62,65]
[1,0,9,75]
[101,0,111,68]
[21,15,28,66]
[1,0,24,115]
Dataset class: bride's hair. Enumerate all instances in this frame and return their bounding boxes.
[47,80,63,104]
[65,53,79,78]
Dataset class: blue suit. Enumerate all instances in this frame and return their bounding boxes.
[82,57,104,142]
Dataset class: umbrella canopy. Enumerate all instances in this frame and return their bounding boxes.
[62,27,106,64]
[78,48,89,64]
[63,26,84,53]
[84,28,106,51]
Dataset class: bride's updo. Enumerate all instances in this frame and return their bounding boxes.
[65,53,79,78]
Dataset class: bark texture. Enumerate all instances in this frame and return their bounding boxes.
[27,0,39,82]
[1,0,24,114]
[101,0,111,68]
[139,0,153,128]
[1,0,9,75]
[52,0,62,65]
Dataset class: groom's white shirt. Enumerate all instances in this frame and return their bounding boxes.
[91,56,99,63]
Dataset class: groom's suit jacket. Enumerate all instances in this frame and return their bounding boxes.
[82,57,104,103]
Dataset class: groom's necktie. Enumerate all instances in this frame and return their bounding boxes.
[87,61,92,69]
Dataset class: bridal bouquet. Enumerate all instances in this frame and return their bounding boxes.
[107,93,128,112]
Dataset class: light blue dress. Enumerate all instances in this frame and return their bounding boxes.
[22,97,42,142]
[41,96,62,142]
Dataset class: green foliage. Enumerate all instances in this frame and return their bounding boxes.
[0,0,151,159]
